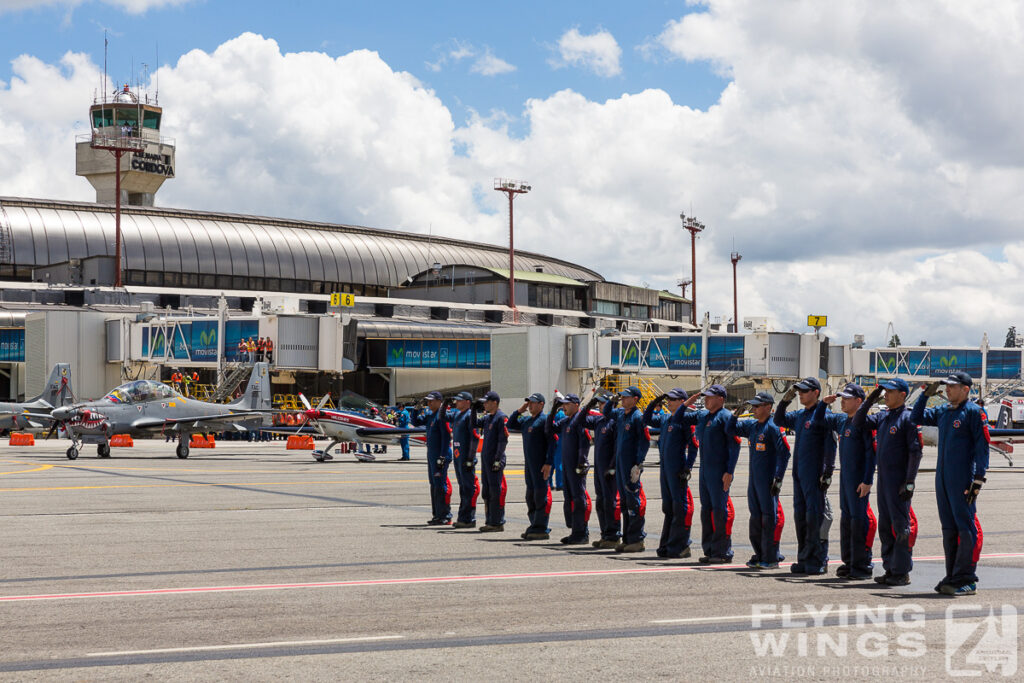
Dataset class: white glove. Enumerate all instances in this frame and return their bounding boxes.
[630,464,642,484]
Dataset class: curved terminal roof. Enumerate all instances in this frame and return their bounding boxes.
[0,197,603,289]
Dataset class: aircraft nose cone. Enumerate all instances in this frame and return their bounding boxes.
[51,407,70,420]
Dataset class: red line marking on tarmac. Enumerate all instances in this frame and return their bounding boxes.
[3,552,1023,603]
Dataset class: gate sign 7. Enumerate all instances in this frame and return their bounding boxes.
[807,315,827,328]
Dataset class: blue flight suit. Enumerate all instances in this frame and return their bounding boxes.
[644,402,698,556]
[550,407,565,490]
[509,409,553,534]
[853,400,922,577]
[813,403,877,576]
[478,410,509,527]
[451,408,481,525]
[410,407,453,523]
[397,408,411,460]
[679,407,740,559]
[549,409,592,540]
[606,403,651,545]
[587,406,620,542]
[912,395,989,587]
[728,415,791,564]
[774,400,837,573]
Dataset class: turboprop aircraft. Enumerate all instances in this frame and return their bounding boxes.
[0,364,74,431]
[294,394,425,462]
[37,363,273,460]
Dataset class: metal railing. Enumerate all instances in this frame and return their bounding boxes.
[600,374,664,409]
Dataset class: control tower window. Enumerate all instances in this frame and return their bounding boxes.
[116,110,139,127]
[143,110,161,130]
[92,110,114,128]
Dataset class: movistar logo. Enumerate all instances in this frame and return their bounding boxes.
[678,342,698,357]
[877,356,895,371]
[200,329,217,346]
[622,347,638,362]
[391,346,404,362]
[939,356,958,368]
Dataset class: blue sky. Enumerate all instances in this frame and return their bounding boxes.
[1,0,727,133]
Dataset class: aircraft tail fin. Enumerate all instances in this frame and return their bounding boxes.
[230,362,272,410]
[32,363,73,408]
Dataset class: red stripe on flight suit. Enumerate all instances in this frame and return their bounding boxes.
[584,489,593,521]
[614,491,621,522]
[685,487,694,527]
[499,475,507,507]
[774,499,785,543]
[472,476,480,509]
[908,506,918,548]
[638,483,647,518]
[445,477,452,505]
[725,496,735,537]
[545,485,552,515]
[973,514,984,563]
[866,503,878,550]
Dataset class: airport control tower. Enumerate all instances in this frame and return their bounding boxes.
[75,83,175,206]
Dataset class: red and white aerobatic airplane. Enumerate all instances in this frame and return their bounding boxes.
[295,394,426,462]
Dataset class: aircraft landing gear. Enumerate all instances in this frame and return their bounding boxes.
[97,443,111,458]
[312,441,337,462]
[66,445,79,460]
[354,443,375,463]
[176,442,190,459]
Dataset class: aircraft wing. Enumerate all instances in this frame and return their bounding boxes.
[989,428,1024,438]
[131,412,267,430]
[354,427,426,437]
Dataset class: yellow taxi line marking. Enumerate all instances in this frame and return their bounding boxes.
[0,464,55,476]
[0,479,424,493]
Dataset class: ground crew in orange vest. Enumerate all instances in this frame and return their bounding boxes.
[266,338,274,364]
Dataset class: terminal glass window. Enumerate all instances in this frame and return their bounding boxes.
[142,110,161,129]
[594,300,619,316]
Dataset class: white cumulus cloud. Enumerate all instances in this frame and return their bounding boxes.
[5,3,1024,347]
[551,28,622,77]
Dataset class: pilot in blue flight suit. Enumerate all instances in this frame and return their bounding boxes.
[643,388,699,558]
[728,391,791,568]
[547,393,592,544]
[410,390,453,525]
[509,393,553,540]
[774,377,837,575]
[912,371,989,595]
[450,391,481,528]
[586,395,620,548]
[605,387,650,553]
[678,385,740,564]
[853,377,922,586]
[812,382,877,580]
[477,391,509,532]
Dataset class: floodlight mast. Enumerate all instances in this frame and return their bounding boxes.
[731,251,742,333]
[493,179,531,323]
[681,212,706,326]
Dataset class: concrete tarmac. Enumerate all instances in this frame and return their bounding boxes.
[1,438,1022,680]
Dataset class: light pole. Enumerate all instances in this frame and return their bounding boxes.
[494,178,531,322]
[677,277,691,322]
[681,212,705,326]
[730,251,742,333]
